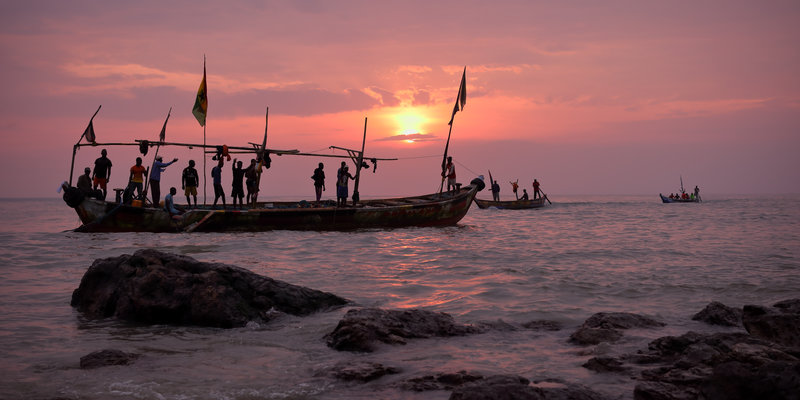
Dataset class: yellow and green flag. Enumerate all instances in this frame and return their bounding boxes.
[192,62,207,127]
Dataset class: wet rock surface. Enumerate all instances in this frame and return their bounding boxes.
[691,301,742,327]
[569,312,666,345]
[71,249,348,328]
[324,307,482,352]
[79,349,140,369]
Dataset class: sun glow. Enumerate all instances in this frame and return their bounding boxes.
[392,111,429,143]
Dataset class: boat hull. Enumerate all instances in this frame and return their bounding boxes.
[473,197,547,210]
[68,185,481,232]
[659,194,700,203]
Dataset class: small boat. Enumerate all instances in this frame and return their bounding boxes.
[473,197,547,210]
[64,183,483,232]
[660,175,701,203]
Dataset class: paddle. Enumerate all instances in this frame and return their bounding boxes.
[539,186,552,205]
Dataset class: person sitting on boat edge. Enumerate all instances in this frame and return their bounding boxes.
[520,189,529,200]
[77,167,94,197]
[164,187,183,219]
[312,162,326,205]
[150,155,178,207]
[231,158,246,209]
[491,180,500,201]
[211,158,226,209]
[182,160,199,208]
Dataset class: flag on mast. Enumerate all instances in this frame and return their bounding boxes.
[159,107,172,142]
[82,120,96,143]
[192,60,208,127]
[447,66,467,126]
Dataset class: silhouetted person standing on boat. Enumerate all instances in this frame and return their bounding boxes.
[444,156,457,195]
[211,158,226,209]
[128,157,146,200]
[92,149,112,200]
[336,162,354,207]
[245,159,260,206]
[510,179,519,200]
[532,179,541,200]
[231,159,246,209]
[150,155,178,206]
[182,160,199,208]
[491,180,500,201]
[694,186,701,202]
[77,167,93,197]
[312,162,326,204]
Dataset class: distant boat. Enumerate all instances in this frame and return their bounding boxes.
[660,176,701,203]
[473,197,548,210]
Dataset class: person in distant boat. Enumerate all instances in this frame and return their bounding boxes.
[231,158,246,209]
[509,179,519,200]
[211,158,226,209]
[181,160,199,208]
[77,167,93,197]
[532,179,541,200]
[694,186,701,201]
[128,157,146,200]
[92,149,112,200]
[312,162,326,204]
[491,180,500,201]
[164,187,183,217]
[150,155,178,206]
[336,163,354,207]
[520,189,529,200]
[443,156,457,194]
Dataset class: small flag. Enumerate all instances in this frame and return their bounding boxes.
[192,61,208,127]
[159,107,172,142]
[83,120,96,143]
[448,66,467,126]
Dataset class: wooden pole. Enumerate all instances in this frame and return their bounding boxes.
[352,117,367,205]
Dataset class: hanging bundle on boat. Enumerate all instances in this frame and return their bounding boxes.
[138,140,149,155]
[212,145,231,161]
[63,186,85,208]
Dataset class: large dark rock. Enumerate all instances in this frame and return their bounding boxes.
[71,249,348,328]
[633,330,800,400]
[325,308,482,352]
[742,299,800,349]
[396,371,485,392]
[692,301,742,327]
[569,312,665,345]
[80,349,140,369]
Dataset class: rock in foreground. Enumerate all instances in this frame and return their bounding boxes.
[71,249,348,327]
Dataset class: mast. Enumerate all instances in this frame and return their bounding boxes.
[352,117,367,205]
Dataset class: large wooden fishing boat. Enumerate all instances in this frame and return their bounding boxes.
[64,183,482,232]
[473,197,547,210]
[62,66,481,232]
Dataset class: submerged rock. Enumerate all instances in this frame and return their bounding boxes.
[79,349,140,369]
[321,360,401,382]
[397,371,484,392]
[692,301,742,327]
[71,249,348,328]
[569,312,665,345]
[449,376,609,400]
[325,308,482,352]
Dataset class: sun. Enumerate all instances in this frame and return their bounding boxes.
[393,110,429,143]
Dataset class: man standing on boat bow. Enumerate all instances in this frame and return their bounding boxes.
[150,156,178,206]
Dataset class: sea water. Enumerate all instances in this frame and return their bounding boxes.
[0,195,798,399]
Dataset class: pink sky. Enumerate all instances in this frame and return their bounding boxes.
[1,1,798,200]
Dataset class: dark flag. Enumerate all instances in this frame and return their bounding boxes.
[447,67,467,126]
[192,61,208,127]
[159,107,172,142]
[83,120,96,143]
